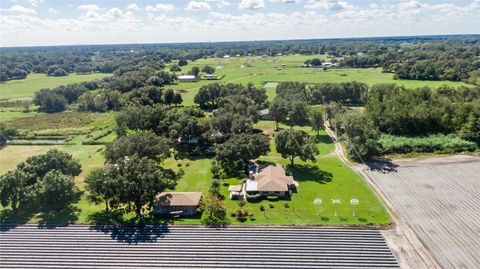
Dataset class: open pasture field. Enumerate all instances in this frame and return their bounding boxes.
[365,156,480,269]
[0,73,110,100]
[168,54,470,105]
[0,144,105,180]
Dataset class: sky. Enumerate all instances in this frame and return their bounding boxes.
[0,0,479,47]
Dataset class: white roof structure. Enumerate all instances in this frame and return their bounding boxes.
[177,75,196,80]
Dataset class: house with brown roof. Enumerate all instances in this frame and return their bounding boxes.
[153,192,202,216]
[245,164,296,198]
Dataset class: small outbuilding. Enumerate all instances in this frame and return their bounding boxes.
[177,74,197,82]
[153,192,202,216]
[229,185,244,200]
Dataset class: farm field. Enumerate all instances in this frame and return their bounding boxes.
[0,73,111,100]
[365,156,480,269]
[166,54,470,105]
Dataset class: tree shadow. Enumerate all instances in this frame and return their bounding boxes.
[0,207,35,232]
[87,210,205,243]
[290,164,333,184]
[366,159,398,173]
[89,223,170,244]
[314,134,333,144]
[37,206,80,229]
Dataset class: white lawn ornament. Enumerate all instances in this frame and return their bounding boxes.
[331,199,341,217]
[314,198,322,216]
[350,198,359,216]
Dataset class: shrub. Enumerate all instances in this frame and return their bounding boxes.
[246,193,261,202]
[269,203,275,209]
[260,205,265,211]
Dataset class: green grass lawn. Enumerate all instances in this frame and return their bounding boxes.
[0,73,111,100]
[0,121,390,226]
[168,54,469,105]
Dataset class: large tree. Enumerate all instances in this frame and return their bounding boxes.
[275,129,319,166]
[84,167,119,212]
[0,150,81,210]
[105,132,171,163]
[113,155,177,217]
[269,98,289,131]
[0,169,28,211]
[32,170,82,211]
[215,133,270,174]
[33,89,68,113]
[340,112,381,161]
[309,108,324,135]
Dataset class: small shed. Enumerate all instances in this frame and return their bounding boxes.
[229,185,244,200]
[153,192,202,216]
[177,75,197,82]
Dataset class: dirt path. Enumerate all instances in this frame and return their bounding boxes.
[323,124,442,269]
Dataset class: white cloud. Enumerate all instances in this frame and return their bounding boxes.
[206,0,230,8]
[305,0,353,11]
[186,1,212,11]
[145,3,175,12]
[48,8,57,14]
[26,0,43,7]
[270,0,301,3]
[156,3,175,12]
[8,5,36,14]
[126,3,139,11]
[1,0,479,47]
[239,0,265,10]
[77,4,101,12]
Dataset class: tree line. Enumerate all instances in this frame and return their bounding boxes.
[2,36,478,82]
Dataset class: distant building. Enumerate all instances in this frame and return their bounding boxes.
[153,192,202,216]
[223,55,231,59]
[202,74,217,80]
[177,74,197,82]
[259,108,271,120]
[245,164,297,198]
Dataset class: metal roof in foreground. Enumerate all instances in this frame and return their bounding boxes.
[0,224,398,269]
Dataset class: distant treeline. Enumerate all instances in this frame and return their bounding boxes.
[1,35,479,83]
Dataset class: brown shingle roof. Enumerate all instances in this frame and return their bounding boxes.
[154,192,202,207]
[254,164,294,192]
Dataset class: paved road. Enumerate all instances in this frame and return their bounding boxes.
[0,224,398,268]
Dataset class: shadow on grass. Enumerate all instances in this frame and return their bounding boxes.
[37,206,80,229]
[0,207,34,232]
[314,134,333,144]
[290,164,333,184]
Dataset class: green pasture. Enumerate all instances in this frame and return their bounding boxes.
[0,73,111,100]
[167,54,469,105]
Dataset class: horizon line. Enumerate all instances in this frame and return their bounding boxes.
[2,33,479,49]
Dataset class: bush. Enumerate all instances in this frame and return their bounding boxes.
[246,193,261,202]
[260,205,265,211]
[269,203,275,208]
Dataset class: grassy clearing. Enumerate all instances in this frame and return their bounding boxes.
[167,54,469,105]
[6,111,115,133]
[0,73,111,100]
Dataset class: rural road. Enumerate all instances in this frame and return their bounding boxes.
[323,124,442,269]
